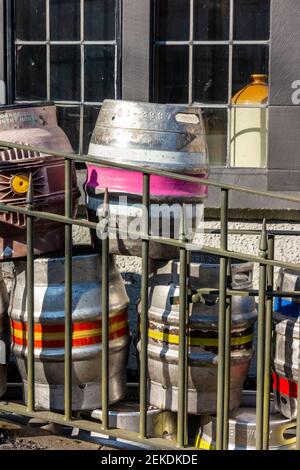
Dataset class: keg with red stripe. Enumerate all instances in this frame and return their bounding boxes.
[9,246,130,410]
[0,267,9,397]
[272,269,300,419]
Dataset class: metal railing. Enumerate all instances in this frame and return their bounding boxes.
[0,139,300,450]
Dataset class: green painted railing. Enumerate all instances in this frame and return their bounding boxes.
[0,139,299,450]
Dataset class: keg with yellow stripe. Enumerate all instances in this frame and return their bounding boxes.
[194,391,296,450]
[9,246,130,410]
[137,257,257,414]
[0,267,9,397]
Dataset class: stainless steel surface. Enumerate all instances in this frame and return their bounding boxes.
[91,402,177,439]
[86,99,208,259]
[88,100,207,173]
[273,311,299,419]
[137,257,257,414]
[9,247,130,410]
[0,266,9,397]
[272,269,300,420]
[195,391,296,450]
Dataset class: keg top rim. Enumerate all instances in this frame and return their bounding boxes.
[102,99,202,111]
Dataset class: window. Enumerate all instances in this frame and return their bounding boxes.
[13,0,121,154]
[153,0,270,168]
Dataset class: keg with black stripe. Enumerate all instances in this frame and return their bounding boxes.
[194,391,296,450]
[137,257,257,414]
[85,99,208,259]
[9,246,130,410]
[0,267,9,397]
[272,269,300,419]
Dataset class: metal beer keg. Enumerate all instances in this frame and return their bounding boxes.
[272,269,300,419]
[0,267,9,397]
[194,391,296,450]
[0,103,80,259]
[85,99,208,259]
[9,246,130,410]
[137,257,257,415]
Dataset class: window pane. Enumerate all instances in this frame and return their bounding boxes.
[193,46,228,104]
[57,106,81,153]
[84,105,101,154]
[84,46,115,102]
[85,0,116,41]
[232,45,269,97]
[155,0,190,41]
[234,0,270,40]
[15,0,46,41]
[154,46,189,103]
[194,0,229,40]
[50,0,80,41]
[203,109,227,166]
[16,46,47,101]
[50,46,81,101]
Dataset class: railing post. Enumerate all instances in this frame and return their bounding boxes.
[64,158,73,421]
[263,234,275,450]
[101,189,110,430]
[223,257,232,449]
[216,188,229,450]
[140,173,150,439]
[26,173,35,412]
[256,219,268,449]
[177,206,188,447]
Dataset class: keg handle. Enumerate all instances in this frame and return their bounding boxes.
[175,112,200,125]
[231,263,253,288]
[190,291,219,306]
[272,423,297,447]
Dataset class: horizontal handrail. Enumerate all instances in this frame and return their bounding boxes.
[0,139,300,204]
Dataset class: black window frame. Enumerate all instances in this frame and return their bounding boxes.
[5,0,122,155]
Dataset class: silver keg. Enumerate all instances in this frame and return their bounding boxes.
[85,100,208,259]
[0,267,9,397]
[272,269,300,419]
[272,315,299,419]
[137,257,257,414]
[9,247,130,410]
[194,391,296,450]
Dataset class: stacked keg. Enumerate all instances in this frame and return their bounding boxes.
[9,247,130,410]
[0,103,80,259]
[85,100,209,259]
[0,103,129,412]
[137,258,257,415]
[85,100,260,437]
[195,267,299,451]
[0,102,80,402]
[272,269,300,420]
[194,391,296,450]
